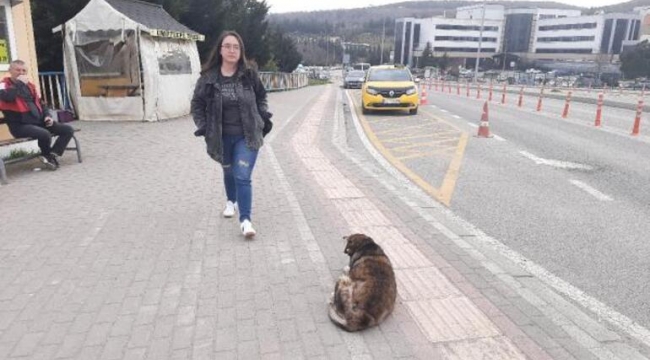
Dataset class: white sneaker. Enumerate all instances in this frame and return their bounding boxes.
[240,220,256,238]
[223,201,237,218]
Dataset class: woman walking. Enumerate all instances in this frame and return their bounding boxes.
[191,31,272,238]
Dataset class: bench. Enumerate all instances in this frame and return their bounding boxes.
[0,119,82,185]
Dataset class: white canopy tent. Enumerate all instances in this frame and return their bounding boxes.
[54,0,204,121]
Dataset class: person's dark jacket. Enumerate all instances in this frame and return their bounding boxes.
[191,67,271,164]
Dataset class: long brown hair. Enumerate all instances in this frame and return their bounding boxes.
[201,31,248,74]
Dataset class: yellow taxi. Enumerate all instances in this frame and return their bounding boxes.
[361,65,419,115]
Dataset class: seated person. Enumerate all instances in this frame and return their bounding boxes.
[0,59,74,170]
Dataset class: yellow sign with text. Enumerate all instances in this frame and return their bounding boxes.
[0,39,8,64]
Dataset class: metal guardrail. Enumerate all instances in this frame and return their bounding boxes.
[260,72,309,92]
[38,72,72,111]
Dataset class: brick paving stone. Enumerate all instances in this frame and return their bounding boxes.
[42,322,72,345]
[10,331,44,357]
[55,333,86,358]
[77,345,104,359]
[238,340,261,359]
[191,338,213,360]
[100,336,129,360]
[146,338,171,360]
[122,347,147,360]
[171,325,193,350]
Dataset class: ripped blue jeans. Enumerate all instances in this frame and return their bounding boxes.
[222,134,259,222]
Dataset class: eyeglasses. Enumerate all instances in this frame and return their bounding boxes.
[222,44,241,51]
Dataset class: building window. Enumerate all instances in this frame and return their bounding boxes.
[158,50,191,75]
[611,19,629,54]
[74,30,141,97]
[535,48,593,54]
[413,24,421,49]
[394,21,404,64]
[539,23,597,31]
[435,36,497,42]
[404,22,411,66]
[0,2,16,70]
[505,14,533,52]
[537,36,595,42]
[434,47,497,53]
[632,19,640,40]
[436,25,499,32]
[601,19,613,53]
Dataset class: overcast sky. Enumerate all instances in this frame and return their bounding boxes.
[266,0,631,14]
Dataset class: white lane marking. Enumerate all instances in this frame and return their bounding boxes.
[468,123,478,128]
[453,115,461,119]
[569,180,613,201]
[440,109,449,113]
[519,151,594,170]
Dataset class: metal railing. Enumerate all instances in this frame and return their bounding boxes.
[38,72,72,111]
[37,71,308,113]
[260,72,309,92]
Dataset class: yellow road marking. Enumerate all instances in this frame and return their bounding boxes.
[375,123,433,136]
[382,131,459,144]
[390,139,459,152]
[396,148,458,161]
[350,97,468,206]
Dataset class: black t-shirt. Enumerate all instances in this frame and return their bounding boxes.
[220,74,243,135]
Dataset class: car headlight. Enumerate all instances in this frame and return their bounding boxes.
[366,87,379,95]
[406,86,417,95]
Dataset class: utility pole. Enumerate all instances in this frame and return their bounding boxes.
[326,32,329,67]
[380,18,386,64]
[473,0,486,83]
[502,36,507,72]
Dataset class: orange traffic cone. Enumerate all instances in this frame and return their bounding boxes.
[420,85,428,105]
[477,101,492,138]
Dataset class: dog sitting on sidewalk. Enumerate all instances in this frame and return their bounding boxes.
[328,233,397,331]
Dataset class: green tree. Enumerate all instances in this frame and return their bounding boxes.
[420,42,436,68]
[437,53,450,72]
[32,0,88,71]
[218,0,271,67]
[620,40,650,79]
[267,27,301,72]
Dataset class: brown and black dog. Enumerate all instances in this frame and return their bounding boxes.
[328,233,397,331]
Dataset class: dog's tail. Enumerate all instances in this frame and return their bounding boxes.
[328,305,352,331]
[329,305,375,332]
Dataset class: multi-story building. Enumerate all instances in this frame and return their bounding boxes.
[532,12,640,60]
[394,5,504,68]
[394,15,502,66]
[394,4,644,67]
[636,6,650,42]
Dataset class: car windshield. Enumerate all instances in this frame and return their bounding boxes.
[346,71,365,78]
[368,69,412,82]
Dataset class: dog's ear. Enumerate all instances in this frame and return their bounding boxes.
[344,233,371,255]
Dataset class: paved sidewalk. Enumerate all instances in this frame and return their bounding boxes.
[1,84,649,359]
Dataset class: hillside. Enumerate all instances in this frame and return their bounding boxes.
[269,1,581,37]
[588,0,650,13]
[269,0,650,65]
